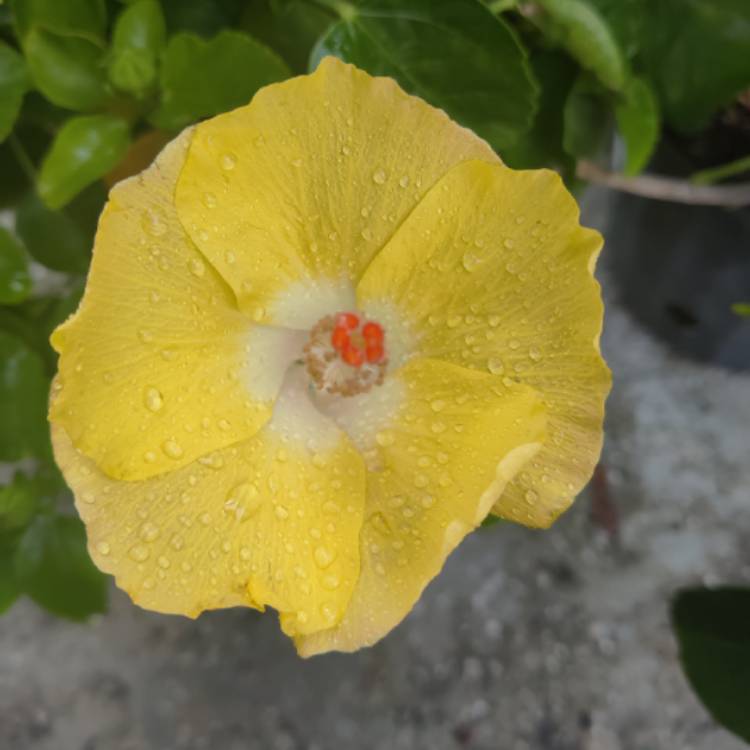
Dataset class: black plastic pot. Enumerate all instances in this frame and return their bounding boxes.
[605,135,750,372]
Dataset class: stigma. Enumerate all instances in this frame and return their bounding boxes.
[304,311,388,396]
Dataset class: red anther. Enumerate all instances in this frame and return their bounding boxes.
[362,321,384,343]
[341,343,364,367]
[365,343,384,363]
[331,326,349,351]
[337,312,360,330]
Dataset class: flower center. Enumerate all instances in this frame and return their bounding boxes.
[304,311,388,396]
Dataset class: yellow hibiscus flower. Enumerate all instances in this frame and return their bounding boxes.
[48,57,610,656]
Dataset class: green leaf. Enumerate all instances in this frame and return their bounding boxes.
[0,227,31,305]
[11,0,107,46]
[672,587,750,744]
[240,0,332,73]
[38,114,129,209]
[0,543,20,614]
[23,28,108,110]
[0,41,28,142]
[161,0,246,37]
[108,0,166,96]
[531,0,625,90]
[585,0,647,60]
[15,193,91,272]
[152,30,291,130]
[562,73,611,160]
[14,514,107,620]
[311,0,538,151]
[640,0,750,131]
[502,49,577,171]
[0,472,39,532]
[614,75,659,175]
[0,331,49,462]
[732,303,750,317]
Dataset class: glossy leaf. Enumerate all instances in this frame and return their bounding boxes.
[15,193,91,273]
[23,28,108,111]
[0,331,49,462]
[14,514,108,620]
[0,41,28,142]
[615,76,659,175]
[640,0,750,131]
[502,49,576,171]
[563,73,611,160]
[0,227,31,305]
[311,0,538,151]
[0,472,39,532]
[11,0,107,45]
[38,114,130,209]
[161,0,246,36]
[585,0,647,60]
[532,0,625,90]
[672,587,750,743]
[108,0,166,96]
[152,30,291,130]
[0,544,20,614]
[240,0,332,73]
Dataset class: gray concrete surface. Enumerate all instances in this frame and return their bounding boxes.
[1,190,749,750]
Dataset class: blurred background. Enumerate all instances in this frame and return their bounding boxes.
[1,1,749,748]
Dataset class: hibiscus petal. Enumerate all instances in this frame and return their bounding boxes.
[357,159,610,528]
[50,129,301,481]
[296,357,545,656]
[51,368,366,634]
[174,56,499,328]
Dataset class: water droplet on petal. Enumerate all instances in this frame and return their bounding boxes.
[162,439,183,460]
[372,168,387,185]
[128,544,150,562]
[313,546,335,569]
[144,387,163,412]
[220,152,237,170]
[96,541,110,555]
[487,357,504,375]
[188,258,205,277]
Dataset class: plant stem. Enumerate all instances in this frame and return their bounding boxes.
[691,154,750,186]
[577,160,750,208]
[8,133,38,185]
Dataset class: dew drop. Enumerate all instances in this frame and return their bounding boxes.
[162,439,184,460]
[529,345,542,362]
[375,430,395,447]
[220,152,237,170]
[462,252,481,272]
[414,473,429,488]
[322,574,340,590]
[275,505,289,520]
[372,168,387,185]
[430,399,446,413]
[313,545,335,569]
[96,541,110,556]
[142,209,167,237]
[399,175,410,188]
[144,387,164,412]
[139,521,160,542]
[487,357,504,375]
[202,192,217,209]
[128,544,150,562]
[488,315,501,328]
[188,258,205,277]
